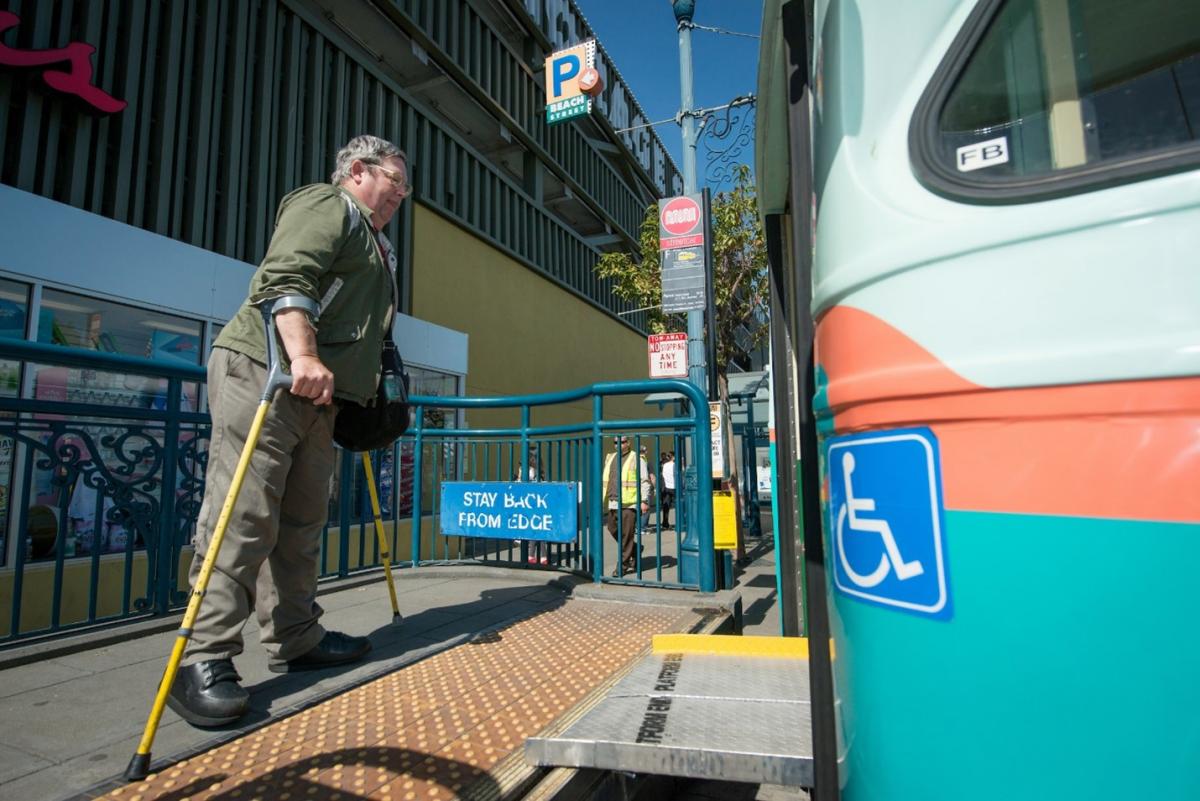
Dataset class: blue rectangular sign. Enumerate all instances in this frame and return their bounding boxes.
[826,427,952,620]
[440,482,578,543]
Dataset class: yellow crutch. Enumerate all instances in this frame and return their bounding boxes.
[124,297,309,782]
[361,452,402,622]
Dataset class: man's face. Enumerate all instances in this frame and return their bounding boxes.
[617,437,631,454]
[344,156,409,230]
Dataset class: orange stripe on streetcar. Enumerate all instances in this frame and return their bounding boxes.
[816,306,1200,523]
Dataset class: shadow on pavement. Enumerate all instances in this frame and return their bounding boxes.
[742,591,779,629]
[136,747,499,801]
[233,583,570,722]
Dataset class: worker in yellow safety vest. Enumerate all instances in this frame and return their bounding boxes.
[601,435,651,576]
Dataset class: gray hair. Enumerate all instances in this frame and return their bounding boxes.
[330,135,407,184]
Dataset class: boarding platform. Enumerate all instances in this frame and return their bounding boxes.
[526,634,813,788]
[0,526,796,801]
[0,565,761,801]
[94,598,727,800]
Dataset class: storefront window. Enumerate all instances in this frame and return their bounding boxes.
[39,288,203,363]
[207,322,223,357]
[0,278,28,396]
[410,366,459,429]
[21,290,206,562]
[0,278,29,337]
[34,289,203,410]
[0,278,28,566]
[335,367,464,523]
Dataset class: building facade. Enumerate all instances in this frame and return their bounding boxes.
[0,0,680,635]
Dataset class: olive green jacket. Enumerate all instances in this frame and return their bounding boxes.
[215,184,396,406]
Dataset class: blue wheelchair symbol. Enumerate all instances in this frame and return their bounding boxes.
[827,427,951,619]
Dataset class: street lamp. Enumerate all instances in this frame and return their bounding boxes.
[671,0,695,24]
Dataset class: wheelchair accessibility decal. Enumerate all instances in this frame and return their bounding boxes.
[827,428,951,619]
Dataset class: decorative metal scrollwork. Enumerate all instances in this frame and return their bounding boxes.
[695,96,757,194]
[23,423,163,610]
[0,418,213,613]
[169,429,210,605]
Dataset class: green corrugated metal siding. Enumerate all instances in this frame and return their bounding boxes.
[0,0,647,331]
[384,0,659,241]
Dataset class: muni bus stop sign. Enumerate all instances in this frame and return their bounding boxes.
[659,193,707,313]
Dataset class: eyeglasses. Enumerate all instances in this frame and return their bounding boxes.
[367,162,411,197]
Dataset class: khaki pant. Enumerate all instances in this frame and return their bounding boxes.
[604,507,640,569]
[184,348,338,665]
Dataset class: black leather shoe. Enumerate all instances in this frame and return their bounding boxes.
[166,659,249,727]
[268,631,372,673]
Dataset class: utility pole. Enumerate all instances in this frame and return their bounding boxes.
[672,0,723,592]
[673,0,707,397]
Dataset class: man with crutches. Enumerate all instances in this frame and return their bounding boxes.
[163,135,411,729]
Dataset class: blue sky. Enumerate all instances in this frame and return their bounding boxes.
[574,0,764,188]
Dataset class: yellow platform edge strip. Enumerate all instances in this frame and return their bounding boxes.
[652,633,809,659]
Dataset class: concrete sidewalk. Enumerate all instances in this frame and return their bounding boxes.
[0,531,786,801]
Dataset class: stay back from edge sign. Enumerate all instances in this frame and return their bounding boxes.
[439,482,579,542]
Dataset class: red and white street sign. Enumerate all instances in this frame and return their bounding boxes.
[648,332,688,378]
[658,195,704,250]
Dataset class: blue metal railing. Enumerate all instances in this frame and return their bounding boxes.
[0,339,208,644]
[0,340,715,646]
[402,380,714,589]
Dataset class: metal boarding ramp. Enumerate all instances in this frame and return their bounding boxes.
[526,633,814,789]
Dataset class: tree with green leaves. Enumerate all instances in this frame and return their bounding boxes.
[596,163,769,381]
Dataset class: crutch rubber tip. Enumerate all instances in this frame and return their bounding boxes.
[124,753,152,782]
[392,613,403,624]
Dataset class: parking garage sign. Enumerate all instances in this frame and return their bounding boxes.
[545,40,595,124]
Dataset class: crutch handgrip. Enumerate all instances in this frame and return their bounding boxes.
[259,296,320,402]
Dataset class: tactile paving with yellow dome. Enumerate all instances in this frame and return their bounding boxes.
[101,598,713,801]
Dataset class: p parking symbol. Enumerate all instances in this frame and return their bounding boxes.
[552,54,580,97]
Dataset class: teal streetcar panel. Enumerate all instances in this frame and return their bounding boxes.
[826,427,951,620]
[830,510,1200,801]
[440,482,578,542]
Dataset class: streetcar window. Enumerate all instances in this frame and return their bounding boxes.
[932,0,1199,182]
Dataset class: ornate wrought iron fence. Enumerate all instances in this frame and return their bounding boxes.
[0,340,207,643]
[0,341,714,647]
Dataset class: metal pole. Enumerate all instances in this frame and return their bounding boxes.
[703,187,718,400]
[745,395,761,538]
[676,4,707,398]
[675,0,714,591]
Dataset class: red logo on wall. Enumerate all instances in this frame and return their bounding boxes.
[0,11,127,113]
[660,197,702,236]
